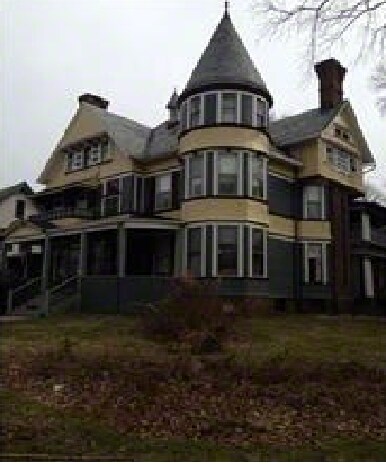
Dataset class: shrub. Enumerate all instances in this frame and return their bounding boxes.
[140,276,235,352]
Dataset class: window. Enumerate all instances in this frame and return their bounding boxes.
[103,178,120,216]
[241,94,253,125]
[251,228,265,277]
[256,98,267,127]
[204,93,217,125]
[217,225,238,276]
[304,243,324,284]
[155,174,172,210]
[190,96,201,128]
[326,145,353,174]
[304,185,324,219]
[88,144,101,166]
[189,153,205,197]
[71,151,83,171]
[218,151,238,195]
[251,154,264,198]
[187,227,202,277]
[153,233,173,276]
[15,200,25,220]
[221,93,237,123]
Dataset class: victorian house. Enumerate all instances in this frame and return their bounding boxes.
[4,8,384,313]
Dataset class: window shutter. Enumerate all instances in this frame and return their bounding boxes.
[244,225,250,277]
[179,167,185,202]
[204,94,217,125]
[136,177,143,214]
[206,225,213,278]
[144,177,155,214]
[206,151,214,196]
[121,175,134,213]
[172,171,180,209]
[243,152,249,197]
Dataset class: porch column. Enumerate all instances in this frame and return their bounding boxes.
[118,223,126,277]
[41,234,51,292]
[79,232,88,276]
[363,257,374,298]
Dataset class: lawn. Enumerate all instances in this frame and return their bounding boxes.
[1,313,386,460]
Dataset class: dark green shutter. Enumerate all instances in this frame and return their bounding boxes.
[244,225,250,277]
[204,94,217,125]
[206,151,214,196]
[206,225,213,277]
[144,177,155,214]
[172,171,180,209]
[121,175,134,213]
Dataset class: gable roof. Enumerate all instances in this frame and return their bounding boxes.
[89,105,151,156]
[269,105,341,148]
[269,100,374,164]
[0,182,33,203]
[181,11,272,104]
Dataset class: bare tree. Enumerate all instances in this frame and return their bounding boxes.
[372,59,386,113]
[253,0,386,110]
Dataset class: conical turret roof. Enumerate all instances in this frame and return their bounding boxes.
[180,11,272,105]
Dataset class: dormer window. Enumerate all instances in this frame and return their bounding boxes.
[88,145,101,166]
[71,151,83,171]
[221,93,237,123]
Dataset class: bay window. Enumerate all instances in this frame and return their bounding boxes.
[217,225,238,276]
[303,185,324,219]
[221,93,237,123]
[217,151,239,195]
[187,227,203,277]
[155,174,172,210]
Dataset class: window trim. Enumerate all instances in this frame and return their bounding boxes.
[186,151,207,198]
[249,153,267,199]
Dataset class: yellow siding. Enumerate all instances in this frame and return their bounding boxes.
[57,105,105,150]
[269,215,295,237]
[7,224,43,239]
[298,139,363,191]
[179,127,270,154]
[181,198,269,223]
[298,221,331,240]
[143,157,180,173]
[269,159,296,178]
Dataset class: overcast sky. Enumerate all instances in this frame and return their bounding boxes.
[1,0,385,190]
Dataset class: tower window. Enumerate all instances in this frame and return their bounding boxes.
[217,150,239,195]
[251,154,264,198]
[217,225,238,276]
[256,98,267,127]
[204,93,217,125]
[187,227,203,277]
[190,96,201,128]
[221,93,237,123]
[251,228,265,277]
[241,94,253,125]
[189,152,205,197]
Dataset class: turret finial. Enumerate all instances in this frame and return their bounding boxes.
[224,1,229,16]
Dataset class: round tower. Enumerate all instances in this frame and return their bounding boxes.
[179,7,272,281]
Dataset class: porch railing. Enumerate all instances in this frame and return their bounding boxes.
[44,274,80,314]
[29,207,99,222]
[7,276,42,314]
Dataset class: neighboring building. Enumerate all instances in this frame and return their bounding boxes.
[350,199,386,307]
[0,182,37,274]
[4,8,382,313]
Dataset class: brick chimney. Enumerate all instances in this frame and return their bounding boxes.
[314,59,346,110]
[78,93,109,110]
